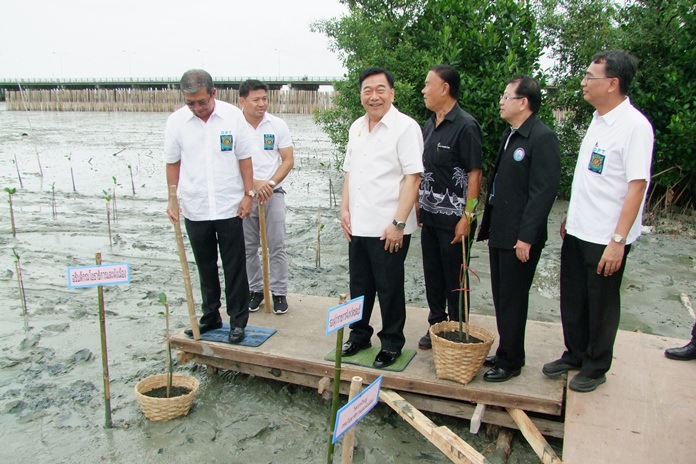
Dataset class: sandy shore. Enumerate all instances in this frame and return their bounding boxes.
[1,109,695,463]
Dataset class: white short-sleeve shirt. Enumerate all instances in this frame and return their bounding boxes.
[566,97,654,245]
[164,100,255,221]
[243,112,293,186]
[343,104,424,236]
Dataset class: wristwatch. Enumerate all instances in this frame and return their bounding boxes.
[612,233,626,244]
[268,180,277,187]
[392,219,406,230]
[247,189,256,198]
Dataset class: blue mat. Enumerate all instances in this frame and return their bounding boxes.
[187,323,276,347]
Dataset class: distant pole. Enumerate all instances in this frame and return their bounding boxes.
[197,49,206,68]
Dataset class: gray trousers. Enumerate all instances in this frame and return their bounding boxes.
[243,191,288,295]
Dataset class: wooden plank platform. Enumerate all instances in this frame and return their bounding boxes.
[171,293,567,437]
[562,329,696,464]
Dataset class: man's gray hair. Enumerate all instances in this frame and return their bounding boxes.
[180,69,214,95]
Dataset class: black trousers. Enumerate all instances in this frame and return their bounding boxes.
[559,234,631,378]
[184,217,249,329]
[421,224,473,325]
[692,321,696,343]
[347,235,411,352]
[489,245,543,371]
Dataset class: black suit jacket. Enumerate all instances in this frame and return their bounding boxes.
[477,114,561,249]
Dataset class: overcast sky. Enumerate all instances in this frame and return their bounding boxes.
[0,0,347,80]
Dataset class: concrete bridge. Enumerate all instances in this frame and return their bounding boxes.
[0,76,342,94]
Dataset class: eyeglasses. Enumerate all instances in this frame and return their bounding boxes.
[185,95,213,108]
[582,74,613,81]
[500,95,525,101]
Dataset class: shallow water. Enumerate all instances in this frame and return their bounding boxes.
[0,105,694,463]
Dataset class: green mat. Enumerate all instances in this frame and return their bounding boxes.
[325,346,416,372]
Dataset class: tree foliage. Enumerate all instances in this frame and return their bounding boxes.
[537,0,696,207]
[313,0,545,183]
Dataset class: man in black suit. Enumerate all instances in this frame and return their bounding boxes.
[477,75,561,382]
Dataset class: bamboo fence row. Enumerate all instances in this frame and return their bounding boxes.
[5,88,336,113]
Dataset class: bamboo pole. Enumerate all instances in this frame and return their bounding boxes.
[327,293,348,464]
[96,253,113,429]
[340,376,363,464]
[259,203,272,313]
[168,185,200,340]
[316,208,321,269]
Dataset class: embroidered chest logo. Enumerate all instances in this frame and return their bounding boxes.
[220,131,233,151]
[588,145,606,174]
[264,134,275,150]
[513,147,526,161]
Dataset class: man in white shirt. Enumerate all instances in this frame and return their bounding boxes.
[340,67,424,369]
[238,79,294,315]
[164,69,255,344]
[543,51,654,392]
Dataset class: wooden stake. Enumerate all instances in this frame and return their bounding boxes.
[259,203,272,313]
[341,376,363,464]
[506,408,562,464]
[316,208,321,269]
[96,252,113,429]
[169,185,200,340]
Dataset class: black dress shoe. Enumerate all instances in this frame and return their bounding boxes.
[184,321,222,337]
[665,341,696,361]
[342,340,371,357]
[484,355,497,367]
[228,327,245,344]
[483,366,521,382]
[373,350,400,369]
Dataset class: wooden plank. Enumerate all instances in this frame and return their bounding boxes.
[169,293,565,416]
[563,330,696,464]
[507,408,562,464]
[181,352,565,438]
[470,403,486,434]
[379,389,491,464]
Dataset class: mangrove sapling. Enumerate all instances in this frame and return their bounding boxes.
[13,249,29,332]
[5,187,17,237]
[127,164,136,195]
[66,153,76,192]
[158,292,174,398]
[12,154,23,188]
[103,190,113,247]
[50,182,57,219]
[111,177,118,221]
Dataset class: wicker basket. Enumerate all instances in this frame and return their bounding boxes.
[134,373,200,422]
[430,321,495,385]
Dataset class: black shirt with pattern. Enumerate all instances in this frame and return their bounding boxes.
[419,103,483,231]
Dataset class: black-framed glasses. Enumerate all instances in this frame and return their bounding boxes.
[185,95,213,108]
[500,95,525,101]
[582,73,613,81]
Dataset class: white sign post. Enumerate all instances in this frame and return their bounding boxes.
[332,375,383,443]
[326,295,364,334]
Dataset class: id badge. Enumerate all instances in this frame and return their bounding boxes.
[220,131,233,152]
[588,145,606,174]
[264,134,275,150]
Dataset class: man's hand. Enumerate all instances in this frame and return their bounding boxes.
[451,215,471,244]
[560,216,567,240]
[514,240,532,262]
[597,241,625,276]
[166,203,179,224]
[340,207,352,241]
[237,196,252,218]
[381,223,404,253]
[254,179,275,205]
